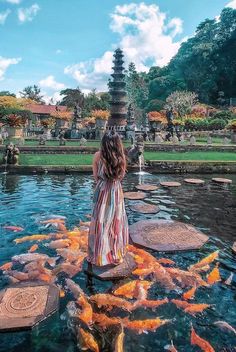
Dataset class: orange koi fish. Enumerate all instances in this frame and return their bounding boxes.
[60,289,65,298]
[79,221,91,227]
[171,299,192,310]
[190,265,210,274]
[6,270,29,281]
[0,262,13,271]
[90,293,133,311]
[28,244,38,253]
[184,303,211,316]
[182,285,197,300]
[14,234,50,244]
[77,294,93,326]
[164,341,178,352]
[66,278,85,298]
[48,239,71,249]
[3,226,24,232]
[128,245,157,265]
[189,251,219,271]
[207,264,221,285]
[123,317,170,334]
[132,266,154,278]
[113,280,153,299]
[156,258,175,265]
[135,298,169,310]
[53,263,82,277]
[77,327,99,352]
[133,280,148,301]
[191,326,215,352]
[93,313,121,330]
[114,324,125,352]
[167,268,208,288]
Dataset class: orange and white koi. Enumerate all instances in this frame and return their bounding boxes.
[48,239,71,249]
[184,303,211,316]
[167,268,208,288]
[189,251,219,271]
[66,278,85,298]
[164,341,178,352]
[28,244,39,253]
[156,258,175,265]
[153,263,177,291]
[206,264,221,285]
[3,225,24,232]
[12,253,57,266]
[132,266,154,278]
[128,245,157,265]
[79,221,91,227]
[14,234,50,244]
[90,293,133,311]
[0,262,13,271]
[114,324,125,352]
[40,218,65,225]
[113,280,153,299]
[191,326,215,352]
[77,327,99,352]
[224,272,234,286]
[123,317,170,334]
[213,321,236,335]
[171,299,192,310]
[135,298,169,310]
[53,263,82,277]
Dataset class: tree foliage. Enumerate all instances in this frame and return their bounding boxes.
[20,85,44,103]
[165,91,198,117]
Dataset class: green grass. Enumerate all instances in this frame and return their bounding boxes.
[12,151,236,166]
[145,151,236,161]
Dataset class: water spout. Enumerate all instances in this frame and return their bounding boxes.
[2,149,9,175]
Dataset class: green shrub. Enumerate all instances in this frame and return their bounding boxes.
[208,118,227,130]
[213,110,234,121]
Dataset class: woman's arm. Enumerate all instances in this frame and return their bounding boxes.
[92,151,100,183]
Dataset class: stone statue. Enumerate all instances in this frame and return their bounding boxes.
[3,143,20,165]
[207,135,212,145]
[126,134,144,165]
[189,135,196,146]
[155,133,163,144]
[165,108,174,141]
[59,130,66,146]
[74,103,82,119]
[39,135,46,145]
[0,133,3,145]
[223,137,230,145]
[79,136,87,146]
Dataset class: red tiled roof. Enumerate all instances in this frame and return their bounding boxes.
[26,104,70,115]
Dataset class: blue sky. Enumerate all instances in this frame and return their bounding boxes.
[0,0,235,102]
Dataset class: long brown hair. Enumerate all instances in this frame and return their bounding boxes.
[100,131,126,180]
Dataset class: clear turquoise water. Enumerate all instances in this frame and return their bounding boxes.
[0,173,235,352]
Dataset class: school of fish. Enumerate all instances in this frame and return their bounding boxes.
[1,218,235,352]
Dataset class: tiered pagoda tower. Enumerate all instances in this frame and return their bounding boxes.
[107,48,127,130]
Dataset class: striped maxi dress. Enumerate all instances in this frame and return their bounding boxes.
[88,158,129,266]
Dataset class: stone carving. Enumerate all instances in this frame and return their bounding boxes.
[79,136,87,146]
[129,220,209,251]
[38,135,46,145]
[2,143,20,165]
[126,135,144,165]
[155,133,163,144]
[59,130,66,146]
[207,135,212,145]
[223,137,230,145]
[189,135,196,145]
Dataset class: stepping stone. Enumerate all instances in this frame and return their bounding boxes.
[0,281,59,332]
[124,191,147,200]
[232,242,236,255]
[135,184,158,191]
[130,202,160,214]
[160,181,181,187]
[85,253,137,281]
[184,178,205,185]
[212,178,232,184]
[129,220,209,252]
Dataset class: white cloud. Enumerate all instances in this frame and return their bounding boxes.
[6,0,22,4]
[39,75,65,91]
[226,0,236,8]
[0,56,21,80]
[18,3,40,23]
[42,91,62,105]
[65,2,184,91]
[0,9,11,25]
[56,49,62,54]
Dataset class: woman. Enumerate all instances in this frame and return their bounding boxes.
[88,131,129,267]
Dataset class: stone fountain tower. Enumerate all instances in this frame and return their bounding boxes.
[107,48,127,134]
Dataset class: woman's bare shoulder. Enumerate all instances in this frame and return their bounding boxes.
[94,151,101,161]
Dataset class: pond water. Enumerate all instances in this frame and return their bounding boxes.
[0,173,235,352]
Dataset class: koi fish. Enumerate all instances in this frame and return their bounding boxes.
[182,285,197,300]
[167,268,208,288]
[93,312,121,330]
[48,239,71,249]
[164,341,178,352]
[128,245,157,265]
[213,321,236,335]
[132,266,154,278]
[134,280,148,300]
[60,289,65,298]
[28,244,38,253]
[14,234,50,244]
[90,293,133,311]
[207,264,221,285]
[224,273,234,286]
[156,258,175,265]
[85,214,92,219]
[190,265,211,274]
[77,327,99,352]
[0,262,13,271]
[77,294,93,326]
[191,326,215,352]
[171,299,191,310]
[113,280,153,299]
[12,253,57,266]
[123,317,170,334]
[79,221,91,227]
[3,226,24,232]
[5,270,29,281]
[189,251,219,271]
[184,303,211,316]
[57,249,86,264]
[153,263,177,291]
[114,325,125,352]
[40,218,65,224]
[53,262,82,277]
[135,298,169,310]
[66,278,85,299]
